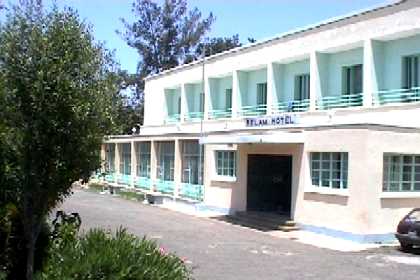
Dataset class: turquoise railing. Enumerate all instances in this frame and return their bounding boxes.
[179,183,204,201]
[155,179,175,195]
[316,93,363,110]
[184,111,204,122]
[104,173,116,183]
[165,114,181,124]
[272,99,310,113]
[117,174,131,186]
[238,104,267,116]
[134,176,151,190]
[374,87,420,105]
[208,108,232,119]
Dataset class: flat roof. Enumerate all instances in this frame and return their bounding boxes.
[145,0,409,82]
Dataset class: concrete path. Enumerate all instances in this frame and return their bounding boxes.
[59,190,420,280]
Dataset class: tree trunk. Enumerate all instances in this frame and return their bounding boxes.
[26,236,35,280]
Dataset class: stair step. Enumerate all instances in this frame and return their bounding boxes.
[236,211,291,224]
[277,225,300,232]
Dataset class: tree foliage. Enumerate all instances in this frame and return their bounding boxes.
[0,1,119,279]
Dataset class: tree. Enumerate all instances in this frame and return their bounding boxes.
[119,0,214,96]
[0,1,118,279]
[190,34,242,61]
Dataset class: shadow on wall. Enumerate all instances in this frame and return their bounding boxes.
[303,192,349,206]
[380,198,420,209]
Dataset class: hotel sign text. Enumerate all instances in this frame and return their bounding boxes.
[245,114,299,128]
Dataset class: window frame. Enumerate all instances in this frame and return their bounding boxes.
[137,142,151,178]
[383,153,420,192]
[402,55,419,89]
[294,73,310,101]
[342,64,363,95]
[214,150,237,181]
[310,152,348,191]
[256,83,267,105]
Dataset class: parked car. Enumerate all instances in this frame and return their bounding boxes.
[395,208,420,251]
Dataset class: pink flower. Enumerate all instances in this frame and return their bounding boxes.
[159,247,167,255]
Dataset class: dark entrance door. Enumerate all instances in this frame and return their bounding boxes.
[247,155,292,213]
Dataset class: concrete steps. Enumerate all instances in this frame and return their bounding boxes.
[214,211,299,232]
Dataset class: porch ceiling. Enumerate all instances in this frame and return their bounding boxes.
[199,131,305,144]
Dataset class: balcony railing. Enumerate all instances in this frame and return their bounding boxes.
[374,87,420,106]
[316,93,363,110]
[238,104,267,116]
[165,114,181,124]
[179,183,204,201]
[104,172,116,183]
[117,174,131,186]
[208,108,232,119]
[272,99,310,113]
[155,179,175,195]
[184,111,204,122]
[134,176,151,190]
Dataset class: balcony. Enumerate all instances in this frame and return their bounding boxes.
[179,183,204,201]
[155,179,175,195]
[238,104,267,116]
[134,176,151,190]
[166,113,180,124]
[316,93,363,110]
[272,99,310,113]
[184,111,204,122]
[374,87,420,106]
[208,108,232,119]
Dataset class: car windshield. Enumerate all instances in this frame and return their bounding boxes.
[408,210,420,221]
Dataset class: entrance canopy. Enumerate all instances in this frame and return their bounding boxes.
[199,131,305,144]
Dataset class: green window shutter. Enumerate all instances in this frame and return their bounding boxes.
[257,83,267,105]
[225,89,232,110]
[294,76,300,100]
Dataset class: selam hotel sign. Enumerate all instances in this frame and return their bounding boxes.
[245,114,299,128]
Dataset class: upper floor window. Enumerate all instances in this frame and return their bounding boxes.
[342,64,363,95]
[294,74,310,100]
[310,152,348,189]
[225,88,232,110]
[257,83,267,105]
[402,55,419,89]
[383,154,420,192]
[216,151,236,178]
[199,92,205,112]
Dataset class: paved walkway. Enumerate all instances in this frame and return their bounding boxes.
[60,190,420,280]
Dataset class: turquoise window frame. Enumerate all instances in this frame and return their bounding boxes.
[383,154,420,192]
[310,152,348,189]
[137,142,151,178]
[215,151,236,177]
[119,143,131,175]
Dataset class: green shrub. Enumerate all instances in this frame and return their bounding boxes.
[87,182,106,193]
[119,190,145,202]
[38,222,191,280]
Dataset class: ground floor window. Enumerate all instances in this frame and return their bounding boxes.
[310,152,348,189]
[105,143,115,172]
[182,141,204,185]
[137,142,151,178]
[383,154,420,192]
[119,143,131,175]
[216,151,236,177]
[157,141,174,181]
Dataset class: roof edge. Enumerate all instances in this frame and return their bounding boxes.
[144,0,406,82]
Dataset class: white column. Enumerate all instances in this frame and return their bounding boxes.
[363,39,379,107]
[115,143,120,175]
[309,51,322,111]
[130,141,136,188]
[180,84,187,123]
[266,63,275,115]
[204,77,211,120]
[100,144,106,174]
[174,139,182,198]
[150,141,158,191]
[232,70,240,118]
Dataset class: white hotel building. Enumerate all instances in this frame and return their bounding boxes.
[100,0,420,243]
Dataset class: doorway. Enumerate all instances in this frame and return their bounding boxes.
[247,155,292,214]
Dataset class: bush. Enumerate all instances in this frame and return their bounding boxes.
[37,213,191,280]
[119,190,145,202]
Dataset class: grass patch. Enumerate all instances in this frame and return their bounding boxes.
[118,189,145,202]
[86,182,106,193]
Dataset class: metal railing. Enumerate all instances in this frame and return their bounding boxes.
[104,172,116,183]
[165,114,181,124]
[374,87,420,106]
[179,183,204,201]
[208,108,232,119]
[272,99,310,113]
[117,174,131,186]
[155,179,175,195]
[238,104,268,116]
[184,111,204,122]
[134,176,151,190]
[316,93,363,110]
